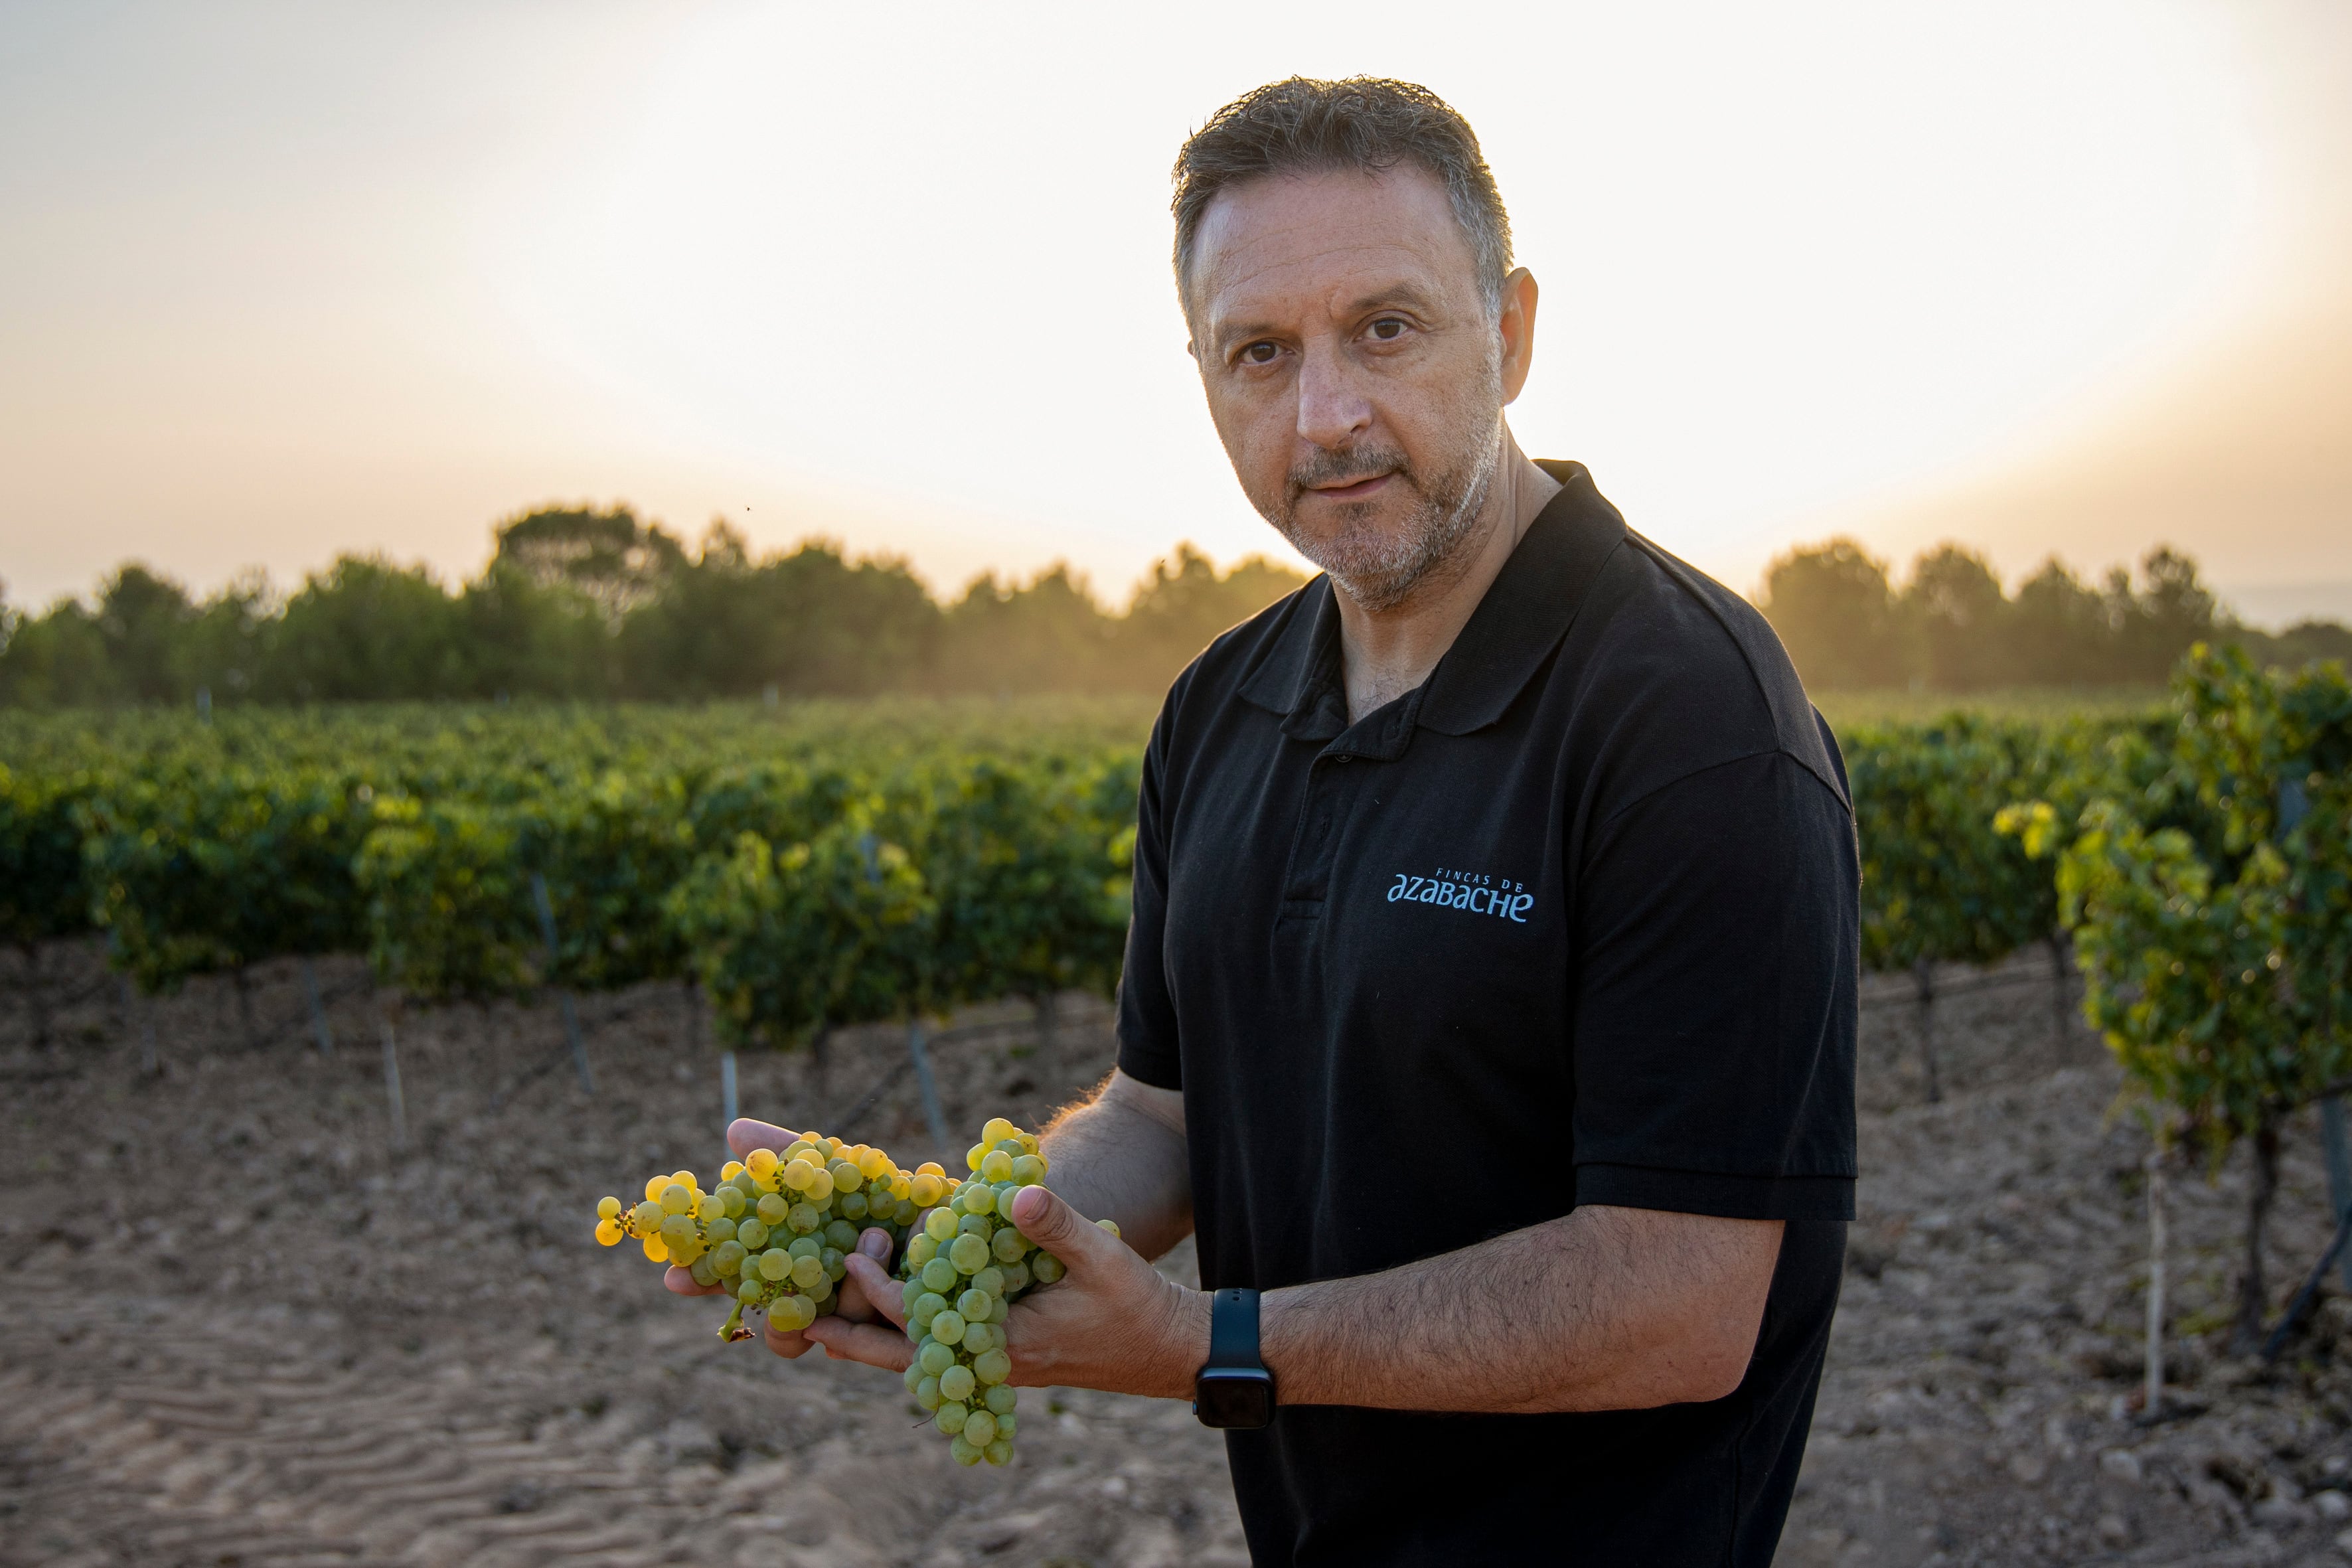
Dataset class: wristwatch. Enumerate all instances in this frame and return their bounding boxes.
[1193,1287,1276,1429]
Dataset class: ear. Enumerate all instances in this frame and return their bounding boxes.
[1498,268,1539,406]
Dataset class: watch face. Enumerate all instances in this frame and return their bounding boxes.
[1195,1371,1275,1429]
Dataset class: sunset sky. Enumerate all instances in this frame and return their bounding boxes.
[3,1,2348,624]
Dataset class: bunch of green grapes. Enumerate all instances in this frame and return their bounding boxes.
[896,1116,1115,1467]
[595,1131,923,1342]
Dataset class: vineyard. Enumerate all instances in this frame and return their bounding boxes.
[4,656,2352,1562]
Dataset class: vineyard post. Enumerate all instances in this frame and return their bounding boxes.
[378,1007,408,1153]
[2045,932,2071,1053]
[908,1020,948,1147]
[721,1050,739,1145]
[301,958,335,1059]
[2143,1150,2167,1418]
[528,872,595,1095]
[232,965,258,1050]
[1911,958,1942,1104]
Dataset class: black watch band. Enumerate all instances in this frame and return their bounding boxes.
[1194,1287,1275,1429]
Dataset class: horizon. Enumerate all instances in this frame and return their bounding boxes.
[4,3,2349,628]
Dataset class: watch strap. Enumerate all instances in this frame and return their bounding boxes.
[1205,1287,1261,1370]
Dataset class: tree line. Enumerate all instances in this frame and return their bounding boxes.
[0,507,1307,708]
[7,508,2347,708]
[1757,537,2351,691]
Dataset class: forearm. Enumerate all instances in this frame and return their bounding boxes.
[1256,1206,1783,1413]
[1036,1069,1194,1262]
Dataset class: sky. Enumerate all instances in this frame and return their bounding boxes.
[2,1,2348,624]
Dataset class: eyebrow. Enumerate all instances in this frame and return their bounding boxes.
[1209,281,1443,356]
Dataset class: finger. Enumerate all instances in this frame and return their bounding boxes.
[1008,1184,1115,1267]
[663,1264,726,1296]
[841,1252,905,1326]
[728,1118,799,1159]
[859,1225,897,1269]
[762,1322,817,1360]
[803,1314,915,1373]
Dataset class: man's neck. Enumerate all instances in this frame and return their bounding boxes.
[1334,437,1561,724]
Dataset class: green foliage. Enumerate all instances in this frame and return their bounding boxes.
[0,763,94,951]
[2022,645,2352,1150]
[354,793,536,1000]
[82,765,370,994]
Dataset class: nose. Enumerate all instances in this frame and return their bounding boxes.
[1294,336,1372,452]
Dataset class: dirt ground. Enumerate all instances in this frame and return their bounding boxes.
[5,944,2352,1567]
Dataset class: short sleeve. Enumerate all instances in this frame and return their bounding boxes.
[1569,749,1857,1221]
[1114,702,1182,1090]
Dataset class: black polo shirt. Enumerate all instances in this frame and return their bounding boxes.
[1116,461,1857,1566]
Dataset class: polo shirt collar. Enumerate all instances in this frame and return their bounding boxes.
[1235,460,1628,743]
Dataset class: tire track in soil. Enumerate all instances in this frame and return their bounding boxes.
[0,1279,688,1568]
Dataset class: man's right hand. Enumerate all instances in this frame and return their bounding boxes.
[660,1117,902,1360]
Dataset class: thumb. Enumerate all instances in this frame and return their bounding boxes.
[1008,1184,1107,1261]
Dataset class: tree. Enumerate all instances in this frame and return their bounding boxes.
[258,555,469,701]
[937,566,1117,694]
[2009,558,2112,684]
[1113,546,1306,688]
[1757,538,1909,689]
[490,504,684,617]
[1903,544,2011,691]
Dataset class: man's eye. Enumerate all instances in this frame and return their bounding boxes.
[1241,341,1280,364]
[1369,318,1406,341]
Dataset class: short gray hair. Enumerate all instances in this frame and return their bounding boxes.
[1171,77,1514,320]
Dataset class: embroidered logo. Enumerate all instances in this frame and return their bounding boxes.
[1385,867,1533,923]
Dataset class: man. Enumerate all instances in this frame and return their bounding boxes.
[686,76,1858,1565]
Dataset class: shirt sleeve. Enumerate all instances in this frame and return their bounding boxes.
[1569,749,1858,1222]
[1113,700,1182,1091]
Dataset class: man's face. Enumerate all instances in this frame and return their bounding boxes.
[1186,165,1508,610]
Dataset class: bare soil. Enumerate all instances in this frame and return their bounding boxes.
[4,943,2351,1567]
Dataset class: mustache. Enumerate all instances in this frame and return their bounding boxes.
[1286,445,1412,497]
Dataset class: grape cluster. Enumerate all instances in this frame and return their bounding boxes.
[895,1116,1116,1468]
[595,1131,926,1342]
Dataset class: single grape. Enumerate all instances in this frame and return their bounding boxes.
[790,1254,825,1289]
[919,1338,956,1375]
[965,1142,988,1173]
[736,1277,763,1305]
[973,1347,1012,1385]
[805,1273,834,1304]
[921,1257,959,1294]
[631,1200,663,1231]
[902,1362,925,1395]
[643,1174,670,1202]
[696,1192,726,1223]
[716,1186,745,1219]
[916,1374,943,1411]
[963,1409,998,1447]
[990,1225,1028,1263]
[785,1235,819,1261]
[980,1150,1014,1182]
[961,1322,996,1356]
[660,1184,693,1215]
[930,1310,967,1346]
[949,1233,990,1275]
[689,1255,719,1287]
[747,1148,779,1179]
[788,1202,823,1234]
[951,1436,982,1466]
[984,1383,1017,1415]
[706,1215,737,1244]
[821,1248,846,1281]
[1096,1218,1123,1239]
[939,1364,976,1403]
[838,1191,869,1224]
[983,1437,1013,1466]
[1030,1252,1065,1285]
[912,1292,947,1328]
[594,1218,622,1245]
[901,1279,923,1312]
[722,1159,745,1180]
[994,1413,1017,1437]
[910,1172,947,1208]
[957,1212,992,1239]
[735,1216,770,1251]
[775,1294,818,1330]
[823,1219,858,1251]
[757,1249,791,1281]
[712,1240,747,1276]
[1010,1154,1046,1185]
[935,1401,969,1435]
[905,1234,939,1269]
[972,1265,1006,1296]
[805,1168,834,1202]
[596,1196,621,1220]
[982,1117,1016,1145]
[923,1208,959,1244]
[992,1181,1021,1212]
[756,1193,789,1225]
[659,1214,695,1247]
[957,1287,990,1320]
[641,1234,668,1263]
[987,1294,1010,1324]
[1000,1259,1032,1291]
[779,1158,813,1192]
[828,1159,862,1194]
[962,1184,996,1216]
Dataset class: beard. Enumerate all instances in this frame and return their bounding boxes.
[1257,405,1506,615]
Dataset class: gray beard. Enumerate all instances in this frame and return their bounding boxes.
[1265,420,1504,613]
